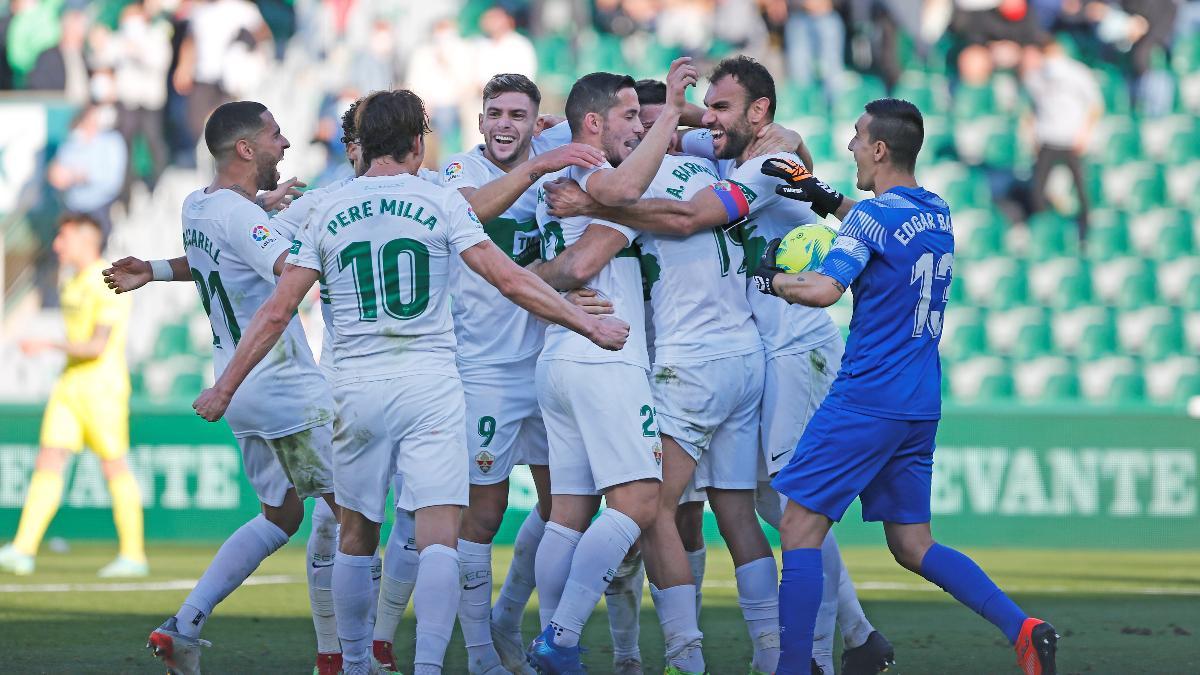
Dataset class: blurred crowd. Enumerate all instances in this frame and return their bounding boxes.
[0,0,1197,242]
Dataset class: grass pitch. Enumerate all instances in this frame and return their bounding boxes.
[0,543,1197,674]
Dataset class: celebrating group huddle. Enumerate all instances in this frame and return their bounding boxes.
[105,53,1058,675]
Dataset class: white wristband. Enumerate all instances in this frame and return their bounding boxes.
[150,259,174,281]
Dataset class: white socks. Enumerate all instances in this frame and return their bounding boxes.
[307,500,340,654]
[834,534,876,649]
[605,549,644,662]
[735,556,781,674]
[650,583,705,672]
[534,522,582,628]
[333,552,375,669]
[374,508,418,643]
[549,509,641,649]
[492,508,546,634]
[177,514,289,638]
[458,539,504,673]
[414,544,460,672]
[687,546,706,621]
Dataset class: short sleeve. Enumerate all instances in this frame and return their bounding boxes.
[286,217,322,271]
[588,218,638,247]
[571,162,609,193]
[532,120,571,154]
[270,190,316,240]
[228,202,292,281]
[446,191,491,254]
[417,167,442,186]
[837,201,889,256]
[816,235,872,289]
[680,129,717,161]
[727,158,782,217]
[441,155,487,190]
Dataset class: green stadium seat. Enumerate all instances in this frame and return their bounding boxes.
[1096,123,1142,166]
[961,257,1026,308]
[1085,209,1130,260]
[941,306,988,360]
[1141,210,1195,259]
[1013,355,1079,402]
[1156,256,1200,305]
[1116,306,1182,357]
[1027,211,1080,259]
[1028,256,1092,308]
[1171,373,1200,405]
[1079,316,1120,360]
[1078,356,1142,403]
[1013,314,1054,360]
[1183,311,1200,352]
[986,306,1045,355]
[952,84,995,120]
[152,322,191,360]
[978,370,1016,402]
[1108,372,1147,403]
[952,208,1005,259]
[1172,33,1200,75]
[170,372,206,399]
[946,355,1006,402]
[1091,257,1158,308]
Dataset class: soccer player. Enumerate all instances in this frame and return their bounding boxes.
[109,101,341,675]
[190,89,628,675]
[524,59,709,675]
[104,101,356,675]
[753,98,1058,675]
[437,73,606,675]
[0,213,146,579]
[541,58,890,674]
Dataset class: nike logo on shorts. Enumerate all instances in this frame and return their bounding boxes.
[463,582,487,591]
[311,561,334,569]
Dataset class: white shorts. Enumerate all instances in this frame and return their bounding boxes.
[332,374,469,522]
[461,355,549,485]
[760,336,845,477]
[536,359,662,495]
[238,422,334,507]
[652,351,765,490]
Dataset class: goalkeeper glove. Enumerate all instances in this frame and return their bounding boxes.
[751,238,784,296]
[760,157,844,218]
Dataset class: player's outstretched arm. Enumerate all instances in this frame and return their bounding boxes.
[256,177,305,212]
[460,143,604,223]
[584,57,698,206]
[193,265,320,421]
[531,222,631,291]
[545,178,740,236]
[103,256,191,293]
[461,240,629,351]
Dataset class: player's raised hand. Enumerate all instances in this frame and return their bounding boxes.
[193,387,232,422]
[586,315,630,351]
[760,157,844,218]
[751,238,785,296]
[664,57,699,112]
[532,143,605,177]
[747,123,805,162]
[544,178,599,218]
[103,257,153,294]
[257,177,306,212]
[566,288,615,315]
[535,114,566,134]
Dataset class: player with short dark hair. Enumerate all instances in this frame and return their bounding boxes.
[755,98,1059,675]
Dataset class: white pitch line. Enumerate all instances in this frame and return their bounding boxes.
[0,574,302,594]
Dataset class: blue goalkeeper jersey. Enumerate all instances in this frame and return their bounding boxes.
[817,186,953,420]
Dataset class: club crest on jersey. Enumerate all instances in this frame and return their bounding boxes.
[652,441,663,466]
[475,450,495,473]
[445,161,464,180]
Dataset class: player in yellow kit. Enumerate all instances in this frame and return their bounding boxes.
[0,213,147,578]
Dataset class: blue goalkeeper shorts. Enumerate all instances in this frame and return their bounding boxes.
[770,403,938,524]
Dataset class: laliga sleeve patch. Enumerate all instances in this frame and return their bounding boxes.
[251,224,277,248]
[711,180,751,223]
[444,161,464,181]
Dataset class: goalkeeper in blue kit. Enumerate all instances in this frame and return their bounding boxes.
[752,98,1059,675]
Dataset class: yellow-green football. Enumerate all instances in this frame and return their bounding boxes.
[775,224,838,273]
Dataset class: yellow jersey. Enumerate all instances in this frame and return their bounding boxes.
[58,259,130,388]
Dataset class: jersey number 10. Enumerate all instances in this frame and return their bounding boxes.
[339,238,431,321]
[910,252,953,338]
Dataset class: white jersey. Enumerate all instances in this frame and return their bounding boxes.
[726,153,840,357]
[639,155,762,363]
[287,173,489,384]
[442,146,548,365]
[533,121,572,154]
[180,189,332,439]
[535,163,648,370]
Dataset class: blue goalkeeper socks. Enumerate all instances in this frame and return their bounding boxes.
[919,543,1027,644]
[778,548,823,675]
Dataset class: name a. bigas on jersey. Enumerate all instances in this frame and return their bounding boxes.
[325,198,440,236]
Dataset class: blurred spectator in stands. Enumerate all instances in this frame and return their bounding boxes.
[952,0,1046,45]
[111,1,171,193]
[474,7,537,87]
[657,0,714,56]
[47,103,128,239]
[407,18,474,148]
[350,19,399,93]
[173,0,269,159]
[6,0,63,88]
[164,0,195,166]
[1085,0,1178,113]
[26,8,89,103]
[312,86,360,186]
[713,0,770,55]
[785,0,847,111]
[1023,37,1101,243]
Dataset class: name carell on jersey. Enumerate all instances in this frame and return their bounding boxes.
[183,227,221,264]
[894,210,953,246]
[325,198,439,236]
